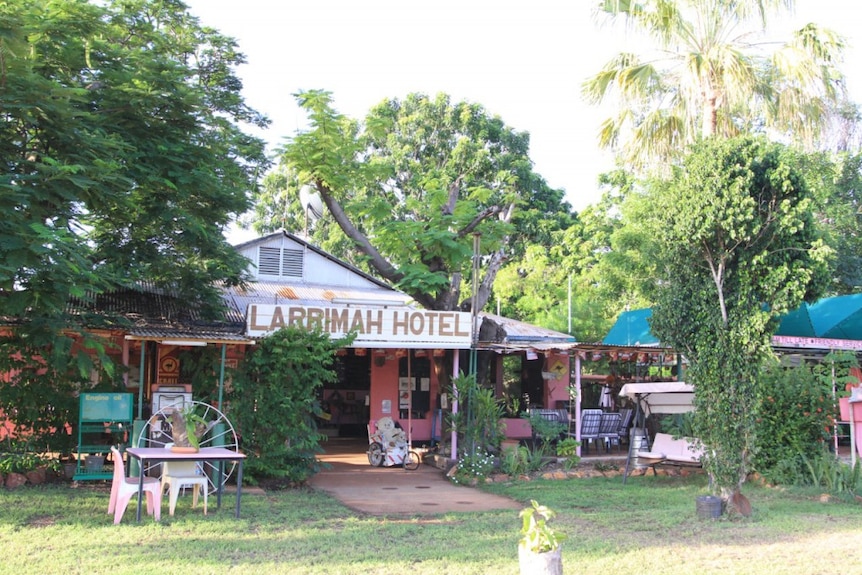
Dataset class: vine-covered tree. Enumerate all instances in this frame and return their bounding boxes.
[584,0,849,171]
[647,136,830,512]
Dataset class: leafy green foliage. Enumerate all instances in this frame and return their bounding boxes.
[0,0,269,343]
[229,326,351,484]
[271,91,575,314]
[0,438,53,474]
[446,373,506,456]
[519,500,566,554]
[450,451,496,485]
[752,359,837,484]
[803,151,862,293]
[523,411,566,446]
[555,437,580,458]
[499,445,530,476]
[798,449,862,492]
[0,332,122,455]
[648,136,830,499]
[585,0,849,171]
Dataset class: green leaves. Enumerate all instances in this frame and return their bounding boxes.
[1,0,269,336]
[649,136,828,496]
[585,0,848,172]
[273,91,573,313]
[519,500,566,554]
[229,326,351,482]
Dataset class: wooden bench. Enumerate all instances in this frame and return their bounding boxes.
[636,432,703,469]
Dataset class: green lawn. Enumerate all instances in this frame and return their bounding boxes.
[1,474,861,575]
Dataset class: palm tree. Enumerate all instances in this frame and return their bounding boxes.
[583,0,848,171]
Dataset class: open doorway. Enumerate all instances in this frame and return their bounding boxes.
[320,352,371,438]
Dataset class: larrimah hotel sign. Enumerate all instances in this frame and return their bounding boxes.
[246,303,473,349]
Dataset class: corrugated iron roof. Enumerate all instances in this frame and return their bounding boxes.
[477,313,577,352]
[222,281,412,311]
[64,282,247,341]
[126,328,252,343]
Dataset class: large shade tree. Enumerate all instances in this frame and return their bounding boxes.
[255,90,574,391]
[262,91,574,314]
[584,0,848,171]
[1,0,268,333]
[647,136,830,511]
[0,0,268,447]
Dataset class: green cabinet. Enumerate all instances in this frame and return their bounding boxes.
[73,393,133,481]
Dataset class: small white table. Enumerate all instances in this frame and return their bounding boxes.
[125,447,246,521]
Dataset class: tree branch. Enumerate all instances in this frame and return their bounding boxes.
[314,179,437,309]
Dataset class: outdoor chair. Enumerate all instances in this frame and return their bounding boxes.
[574,409,603,454]
[161,460,209,516]
[616,408,633,446]
[107,446,162,524]
[598,412,622,453]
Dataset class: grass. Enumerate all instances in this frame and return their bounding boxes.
[1,474,862,575]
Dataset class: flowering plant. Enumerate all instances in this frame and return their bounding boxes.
[450,451,495,484]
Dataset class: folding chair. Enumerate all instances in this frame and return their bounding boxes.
[574,409,603,454]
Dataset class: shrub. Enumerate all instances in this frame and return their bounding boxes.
[524,411,566,446]
[229,325,352,484]
[446,373,506,456]
[799,449,862,492]
[752,357,836,485]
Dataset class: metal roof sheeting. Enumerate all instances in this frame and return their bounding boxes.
[477,313,577,352]
[223,281,411,311]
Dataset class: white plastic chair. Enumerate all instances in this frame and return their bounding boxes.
[107,446,162,524]
[161,460,209,516]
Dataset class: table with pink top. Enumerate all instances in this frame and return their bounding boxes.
[125,446,246,522]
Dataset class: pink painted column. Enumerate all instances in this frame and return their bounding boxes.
[839,397,861,466]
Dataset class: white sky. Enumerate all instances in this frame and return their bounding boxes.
[181,0,861,242]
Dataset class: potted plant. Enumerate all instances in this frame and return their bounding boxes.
[518,500,565,575]
[168,405,219,452]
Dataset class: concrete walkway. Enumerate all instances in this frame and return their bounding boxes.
[309,437,522,516]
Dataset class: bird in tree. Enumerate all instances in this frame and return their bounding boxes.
[583,0,848,172]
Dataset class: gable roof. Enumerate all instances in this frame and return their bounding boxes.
[233,230,395,290]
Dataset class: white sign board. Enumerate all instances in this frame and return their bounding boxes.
[246,303,473,349]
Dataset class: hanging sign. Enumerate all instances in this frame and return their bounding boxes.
[246,303,472,349]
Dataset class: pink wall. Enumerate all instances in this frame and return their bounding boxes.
[365,350,571,442]
[543,351,572,409]
[368,351,440,442]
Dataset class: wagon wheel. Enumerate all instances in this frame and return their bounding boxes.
[135,401,239,495]
[367,442,385,467]
[403,450,421,471]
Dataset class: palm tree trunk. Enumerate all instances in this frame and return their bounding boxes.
[702,93,718,138]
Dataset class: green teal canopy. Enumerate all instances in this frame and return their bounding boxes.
[602,308,661,346]
[775,302,816,337]
[609,294,862,347]
[806,293,862,340]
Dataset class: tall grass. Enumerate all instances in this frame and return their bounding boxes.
[1,474,861,575]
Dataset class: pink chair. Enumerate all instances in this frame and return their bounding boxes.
[107,446,162,524]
